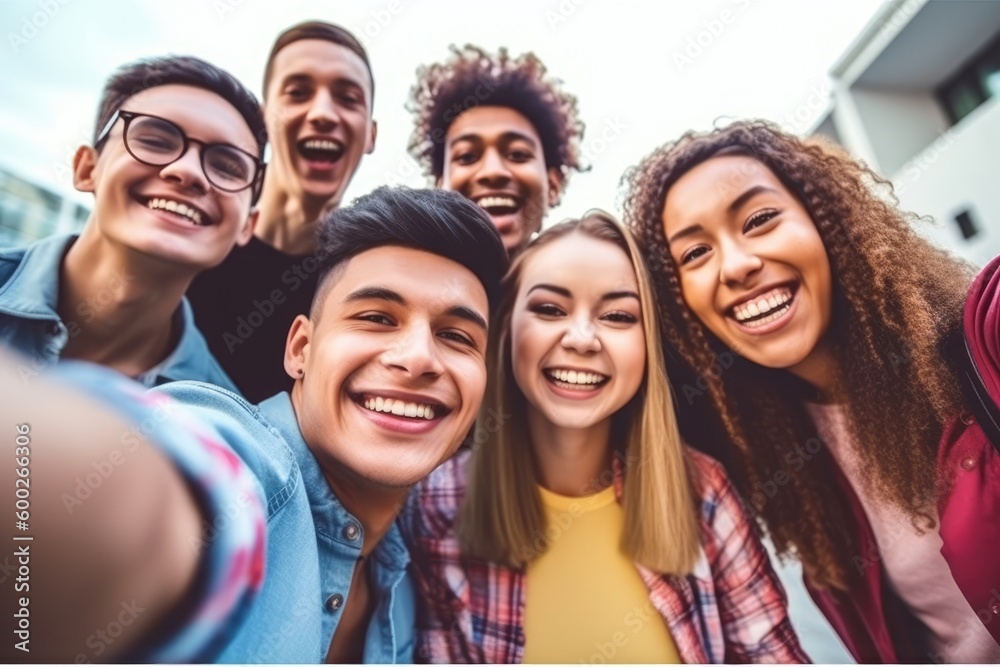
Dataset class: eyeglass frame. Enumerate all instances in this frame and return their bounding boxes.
[94,109,266,205]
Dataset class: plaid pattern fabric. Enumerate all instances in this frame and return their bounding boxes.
[406,448,809,664]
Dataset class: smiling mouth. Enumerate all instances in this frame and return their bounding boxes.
[351,392,449,421]
[474,195,521,219]
[297,138,344,165]
[729,285,796,328]
[139,195,211,226]
[544,368,610,391]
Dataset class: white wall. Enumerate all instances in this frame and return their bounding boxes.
[892,96,1000,268]
[852,86,951,174]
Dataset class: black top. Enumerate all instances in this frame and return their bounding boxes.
[187,236,321,403]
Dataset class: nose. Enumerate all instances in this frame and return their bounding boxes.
[380,324,445,379]
[718,239,763,286]
[560,317,602,354]
[157,143,209,195]
[305,88,339,132]
[474,147,512,186]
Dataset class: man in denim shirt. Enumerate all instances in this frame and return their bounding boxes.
[0,55,265,390]
[14,187,506,662]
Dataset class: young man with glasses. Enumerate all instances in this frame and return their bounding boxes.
[187,21,378,402]
[0,55,266,388]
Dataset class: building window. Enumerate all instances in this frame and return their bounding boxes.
[954,209,979,241]
[938,35,1000,125]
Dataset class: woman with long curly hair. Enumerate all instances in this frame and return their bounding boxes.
[407,45,585,257]
[405,211,808,663]
[622,120,1000,663]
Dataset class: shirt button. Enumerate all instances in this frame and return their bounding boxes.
[960,457,977,471]
[326,593,343,611]
[344,523,361,541]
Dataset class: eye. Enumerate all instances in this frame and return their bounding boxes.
[530,303,565,317]
[601,311,638,324]
[339,92,363,107]
[439,331,475,347]
[744,209,778,232]
[453,151,478,165]
[284,86,311,101]
[679,245,709,265]
[358,313,393,325]
[508,149,533,162]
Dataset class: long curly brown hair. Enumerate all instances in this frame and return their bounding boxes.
[622,120,975,589]
[407,44,585,192]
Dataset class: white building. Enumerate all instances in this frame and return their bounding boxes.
[812,0,1000,267]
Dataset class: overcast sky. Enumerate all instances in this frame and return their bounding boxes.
[0,0,885,225]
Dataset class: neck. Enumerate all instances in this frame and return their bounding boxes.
[788,338,841,402]
[254,177,335,255]
[57,225,190,377]
[527,409,613,497]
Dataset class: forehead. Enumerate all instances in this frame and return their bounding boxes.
[323,245,488,314]
[446,105,541,144]
[520,233,637,295]
[119,84,257,155]
[268,39,372,95]
[664,156,788,218]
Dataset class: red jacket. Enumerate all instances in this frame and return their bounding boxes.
[807,256,1000,662]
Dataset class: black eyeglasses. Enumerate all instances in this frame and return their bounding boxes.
[95,110,265,203]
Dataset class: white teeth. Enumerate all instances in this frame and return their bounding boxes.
[147,198,204,225]
[303,139,341,151]
[361,396,439,420]
[477,196,517,209]
[733,287,794,323]
[547,369,607,386]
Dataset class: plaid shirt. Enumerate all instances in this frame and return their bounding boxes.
[404,448,809,664]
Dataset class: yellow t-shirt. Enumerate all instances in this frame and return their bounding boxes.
[522,485,681,664]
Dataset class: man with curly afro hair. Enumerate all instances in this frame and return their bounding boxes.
[408,45,585,257]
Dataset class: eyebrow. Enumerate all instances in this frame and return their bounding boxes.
[448,131,539,149]
[666,185,781,244]
[527,284,640,302]
[727,185,779,215]
[344,286,487,332]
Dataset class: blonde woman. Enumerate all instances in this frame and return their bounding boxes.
[404,212,808,663]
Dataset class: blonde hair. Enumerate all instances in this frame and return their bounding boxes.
[458,211,701,574]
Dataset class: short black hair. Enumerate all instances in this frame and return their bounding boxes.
[314,186,508,314]
[263,20,374,107]
[93,55,267,158]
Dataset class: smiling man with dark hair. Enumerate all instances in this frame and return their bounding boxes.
[7,186,507,663]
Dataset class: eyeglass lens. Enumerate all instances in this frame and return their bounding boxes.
[126,115,256,191]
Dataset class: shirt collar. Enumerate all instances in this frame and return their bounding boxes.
[0,233,75,321]
[256,392,410,570]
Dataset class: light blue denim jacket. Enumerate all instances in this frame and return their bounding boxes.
[0,234,236,390]
[154,381,416,663]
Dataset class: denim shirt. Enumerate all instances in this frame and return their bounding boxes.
[0,234,237,391]
[153,381,416,663]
